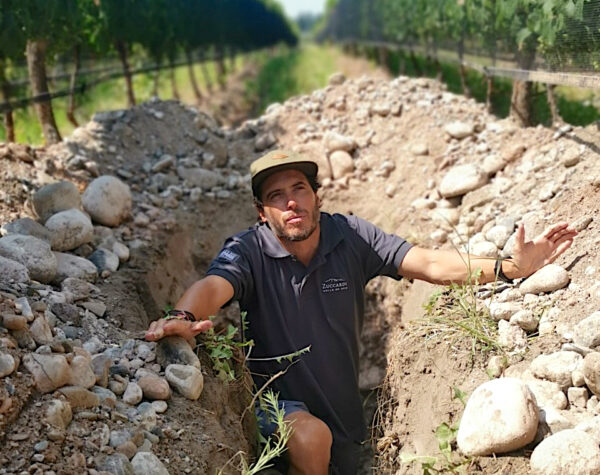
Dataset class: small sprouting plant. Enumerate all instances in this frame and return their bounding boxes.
[199,312,253,382]
[399,387,472,473]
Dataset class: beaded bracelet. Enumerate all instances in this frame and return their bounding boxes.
[163,309,196,322]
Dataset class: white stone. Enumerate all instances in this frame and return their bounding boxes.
[530,429,600,475]
[328,150,354,179]
[0,235,57,284]
[457,378,538,456]
[131,452,170,475]
[575,416,600,443]
[489,302,522,322]
[525,379,567,410]
[445,121,475,139]
[178,167,220,190]
[485,225,513,249]
[165,364,204,400]
[53,252,98,284]
[23,353,71,393]
[439,164,488,198]
[45,209,93,252]
[0,353,17,377]
[568,387,589,408]
[123,382,143,405]
[510,310,538,332]
[82,176,132,227]
[498,320,527,351]
[519,264,570,295]
[531,351,582,390]
[573,312,600,349]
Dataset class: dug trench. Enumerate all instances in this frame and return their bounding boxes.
[2,69,600,474]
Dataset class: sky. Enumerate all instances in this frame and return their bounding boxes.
[277,0,326,19]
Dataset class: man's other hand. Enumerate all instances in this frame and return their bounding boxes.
[145,318,213,342]
[509,222,577,279]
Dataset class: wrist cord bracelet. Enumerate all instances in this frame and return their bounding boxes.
[494,257,514,284]
[162,309,196,322]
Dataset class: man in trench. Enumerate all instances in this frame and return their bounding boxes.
[146,149,576,474]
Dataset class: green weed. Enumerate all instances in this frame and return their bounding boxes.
[219,389,293,475]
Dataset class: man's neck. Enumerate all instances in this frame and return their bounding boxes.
[279,223,321,266]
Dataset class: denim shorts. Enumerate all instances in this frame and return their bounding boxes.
[255,399,309,438]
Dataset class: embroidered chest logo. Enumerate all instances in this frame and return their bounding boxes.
[321,278,349,293]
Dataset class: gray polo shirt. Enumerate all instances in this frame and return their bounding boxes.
[207,212,412,448]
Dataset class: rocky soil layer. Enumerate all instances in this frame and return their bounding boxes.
[1,69,600,475]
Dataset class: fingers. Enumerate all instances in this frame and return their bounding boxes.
[547,238,574,264]
[541,222,569,240]
[145,318,213,342]
[515,223,525,248]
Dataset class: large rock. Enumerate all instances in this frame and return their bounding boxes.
[439,164,488,198]
[53,252,98,284]
[45,209,93,251]
[156,337,200,369]
[1,217,52,242]
[531,351,582,390]
[67,355,97,389]
[329,150,354,179]
[33,181,81,223]
[584,352,600,396]
[457,378,538,456]
[498,320,527,351]
[525,379,568,410]
[57,386,100,409]
[530,429,600,474]
[131,452,170,475]
[82,176,132,227]
[0,235,57,283]
[30,315,53,345]
[23,353,71,393]
[0,255,29,283]
[0,353,17,377]
[165,364,203,400]
[573,312,600,349]
[519,264,569,295]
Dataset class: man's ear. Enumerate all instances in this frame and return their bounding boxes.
[255,204,268,223]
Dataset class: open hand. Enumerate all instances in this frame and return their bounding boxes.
[511,222,577,278]
[145,318,213,342]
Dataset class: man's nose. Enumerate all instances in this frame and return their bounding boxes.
[286,198,298,209]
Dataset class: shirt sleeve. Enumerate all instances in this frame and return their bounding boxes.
[344,214,413,281]
[206,235,254,306]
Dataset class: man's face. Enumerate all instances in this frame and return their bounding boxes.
[258,169,320,242]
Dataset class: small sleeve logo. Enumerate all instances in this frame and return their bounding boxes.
[218,249,239,262]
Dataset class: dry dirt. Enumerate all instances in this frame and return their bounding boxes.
[2,48,600,475]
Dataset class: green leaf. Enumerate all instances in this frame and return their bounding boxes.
[453,386,468,406]
[516,27,532,46]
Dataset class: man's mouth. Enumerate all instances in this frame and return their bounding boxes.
[286,215,304,224]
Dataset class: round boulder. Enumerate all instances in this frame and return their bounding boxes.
[457,378,538,456]
[329,150,354,179]
[82,176,132,227]
[519,264,570,295]
[0,234,57,283]
[45,209,93,252]
[530,429,600,474]
[33,181,81,223]
[439,164,488,198]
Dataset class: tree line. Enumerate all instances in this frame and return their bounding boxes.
[319,0,598,126]
[0,0,297,144]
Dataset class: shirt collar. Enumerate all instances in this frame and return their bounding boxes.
[257,212,344,259]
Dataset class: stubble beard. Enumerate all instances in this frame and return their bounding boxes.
[270,201,320,242]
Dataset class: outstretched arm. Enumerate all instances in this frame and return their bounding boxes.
[145,275,234,342]
[399,222,576,285]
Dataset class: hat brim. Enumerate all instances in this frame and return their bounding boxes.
[252,161,318,199]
